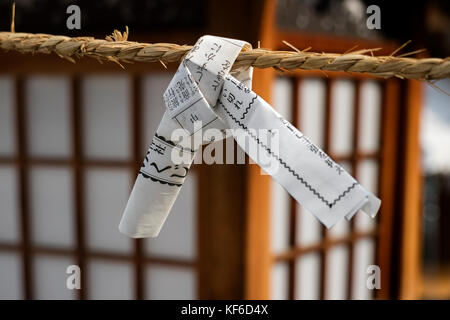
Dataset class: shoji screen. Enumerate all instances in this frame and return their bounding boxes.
[0,76,22,299]
[0,73,197,299]
[270,76,382,300]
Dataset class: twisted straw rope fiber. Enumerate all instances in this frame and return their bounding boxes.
[1,31,450,80]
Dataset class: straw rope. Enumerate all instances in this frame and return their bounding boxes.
[1,30,450,80]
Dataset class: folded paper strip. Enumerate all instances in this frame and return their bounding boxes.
[119,35,380,238]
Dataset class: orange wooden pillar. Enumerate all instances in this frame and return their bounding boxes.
[399,80,424,299]
[376,78,401,299]
[244,0,276,300]
[198,0,279,299]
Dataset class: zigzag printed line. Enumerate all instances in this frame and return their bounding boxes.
[154,133,195,153]
[330,181,358,207]
[241,94,257,120]
[149,162,171,173]
[218,101,358,208]
[138,171,182,187]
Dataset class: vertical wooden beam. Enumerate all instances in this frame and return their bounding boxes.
[376,79,401,299]
[346,79,362,299]
[197,0,275,301]
[244,0,276,300]
[15,77,33,299]
[131,76,145,300]
[198,162,247,299]
[319,77,333,300]
[399,80,423,299]
[288,77,300,300]
[71,76,87,300]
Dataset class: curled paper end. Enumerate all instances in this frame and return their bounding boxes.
[362,193,382,218]
[119,176,178,238]
[342,192,381,223]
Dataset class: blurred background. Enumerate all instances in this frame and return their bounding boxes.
[0,0,449,300]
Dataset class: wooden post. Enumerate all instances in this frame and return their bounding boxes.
[376,79,401,299]
[244,0,276,300]
[399,80,424,299]
[197,0,276,299]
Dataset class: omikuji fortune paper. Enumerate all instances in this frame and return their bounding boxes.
[119,35,380,238]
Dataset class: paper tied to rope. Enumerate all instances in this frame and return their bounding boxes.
[119,35,381,238]
[119,36,252,238]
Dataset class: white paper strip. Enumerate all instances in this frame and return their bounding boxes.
[214,75,381,228]
[119,36,252,238]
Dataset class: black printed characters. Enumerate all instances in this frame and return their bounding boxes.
[139,135,191,187]
[164,72,199,113]
[149,141,166,155]
[212,60,231,91]
[221,77,256,120]
[276,117,344,175]
[185,38,224,85]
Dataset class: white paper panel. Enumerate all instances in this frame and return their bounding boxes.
[141,74,173,154]
[0,166,19,243]
[26,76,72,157]
[86,168,132,253]
[299,79,326,148]
[0,76,16,155]
[30,167,74,248]
[296,206,322,246]
[34,255,77,299]
[355,160,378,232]
[82,75,131,160]
[89,260,133,299]
[296,252,321,300]
[273,77,293,121]
[421,79,450,173]
[325,245,349,299]
[145,173,197,259]
[328,218,350,239]
[330,79,355,155]
[271,180,291,253]
[352,238,375,299]
[0,252,22,299]
[146,265,196,299]
[357,160,378,193]
[271,262,288,300]
[359,81,381,153]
